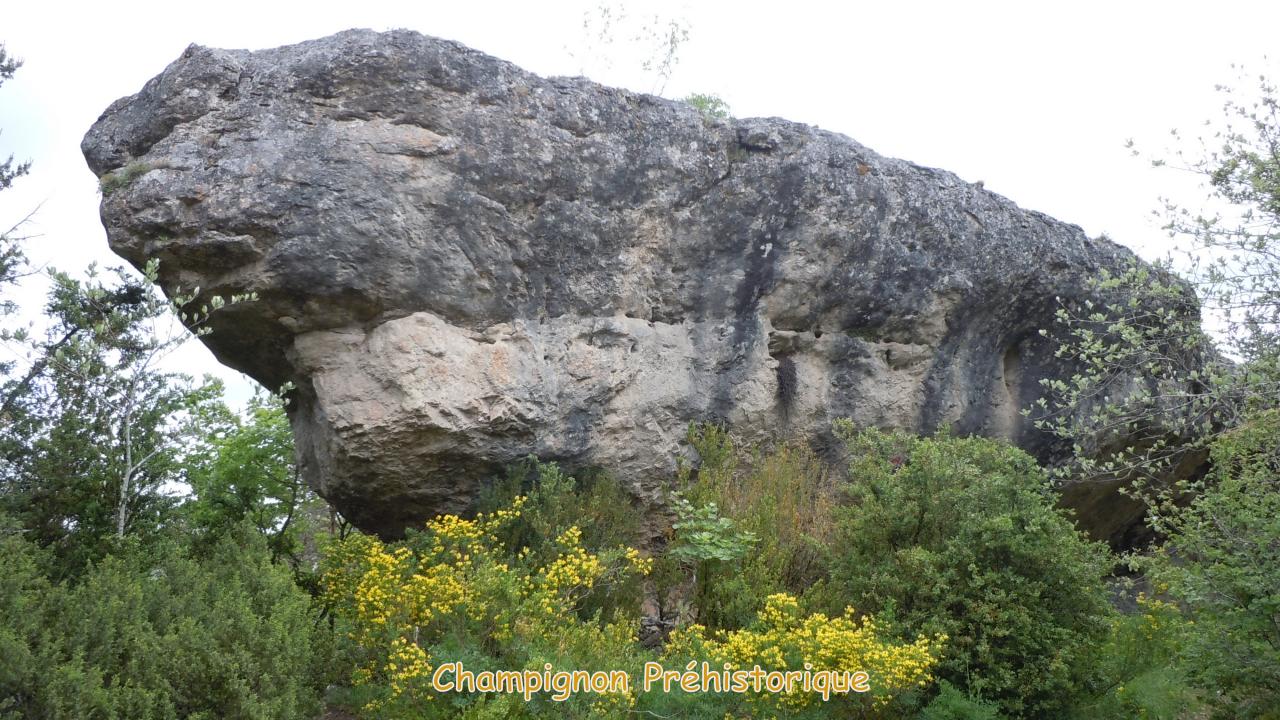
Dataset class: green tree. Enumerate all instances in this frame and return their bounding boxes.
[1156,67,1280,367]
[825,424,1114,717]
[1036,67,1280,716]
[1140,409,1280,718]
[1040,65,1280,497]
[0,263,227,574]
[182,391,318,566]
[0,43,29,194]
[1,42,30,330]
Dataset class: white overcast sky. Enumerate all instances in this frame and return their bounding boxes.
[1,0,1275,405]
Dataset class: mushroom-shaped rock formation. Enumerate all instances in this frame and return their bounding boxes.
[83,29,1191,544]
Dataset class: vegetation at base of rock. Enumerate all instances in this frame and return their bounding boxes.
[674,424,837,631]
[1,436,1207,720]
[1066,592,1198,720]
[0,521,328,719]
[823,425,1115,716]
[673,424,1125,717]
[1137,409,1280,717]
[916,681,1002,720]
[319,497,651,719]
[320,465,946,719]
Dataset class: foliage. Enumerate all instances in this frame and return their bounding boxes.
[1068,593,1200,720]
[0,42,30,333]
[477,458,642,561]
[1152,65,1280,365]
[0,517,48,718]
[674,424,835,630]
[665,592,942,717]
[98,161,152,195]
[824,424,1114,717]
[668,494,757,565]
[662,491,759,629]
[1137,409,1280,718]
[182,391,321,568]
[685,93,731,120]
[684,426,835,590]
[1040,64,1280,717]
[0,521,327,719]
[474,460,644,622]
[0,263,230,575]
[1098,667,1200,720]
[0,43,29,194]
[1033,263,1222,494]
[320,482,653,719]
[916,681,1002,720]
[1042,65,1280,510]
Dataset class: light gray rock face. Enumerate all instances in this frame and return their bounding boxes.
[83,29,1184,544]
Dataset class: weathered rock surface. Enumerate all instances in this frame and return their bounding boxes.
[84,29,1183,544]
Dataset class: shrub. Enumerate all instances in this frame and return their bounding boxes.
[0,522,327,719]
[0,519,51,718]
[474,459,645,622]
[825,424,1114,717]
[1141,409,1280,718]
[476,459,642,560]
[677,425,837,630]
[320,487,653,719]
[320,461,935,719]
[918,681,1003,720]
[98,161,151,195]
[684,93,731,120]
[664,592,942,717]
[1068,592,1201,720]
[662,491,759,629]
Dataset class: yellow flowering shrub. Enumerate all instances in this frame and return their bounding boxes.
[665,593,942,716]
[320,495,654,718]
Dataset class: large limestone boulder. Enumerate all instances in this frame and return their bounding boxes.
[83,29,1182,544]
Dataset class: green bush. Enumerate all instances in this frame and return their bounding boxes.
[683,93,731,120]
[0,519,51,718]
[1067,592,1201,720]
[475,459,645,623]
[676,425,837,630]
[98,161,151,195]
[917,681,1003,720]
[477,458,642,558]
[1141,409,1280,718]
[1071,667,1200,720]
[0,522,327,719]
[824,424,1114,717]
